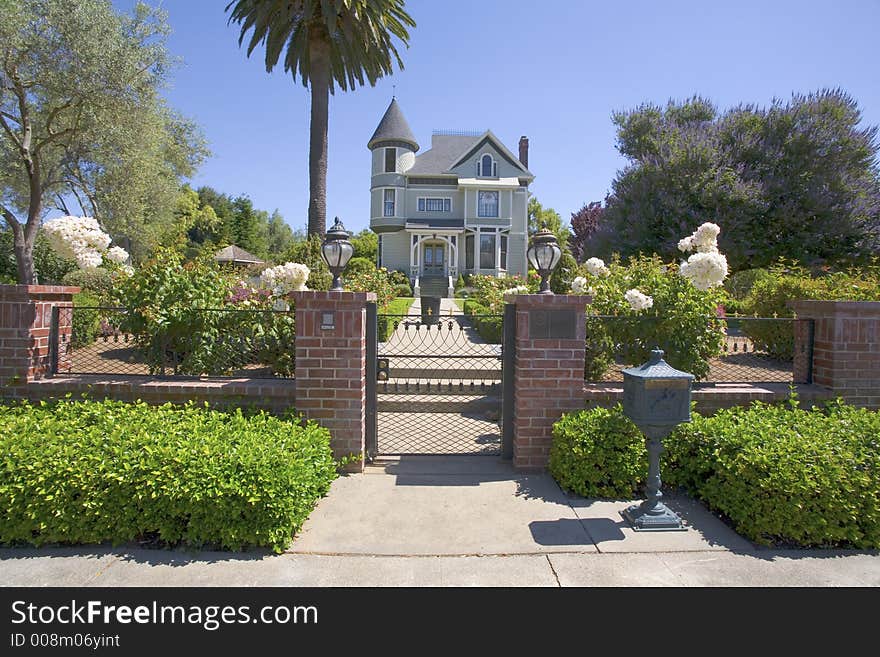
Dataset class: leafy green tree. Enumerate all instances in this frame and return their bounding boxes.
[266,210,300,260]
[527,196,576,293]
[226,0,415,237]
[351,228,378,262]
[0,0,207,281]
[603,91,880,270]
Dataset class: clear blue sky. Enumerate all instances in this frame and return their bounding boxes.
[114,0,880,235]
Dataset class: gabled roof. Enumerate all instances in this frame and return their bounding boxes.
[447,130,534,178]
[214,244,264,265]
[405,134,479,176]
[368,98,419,152]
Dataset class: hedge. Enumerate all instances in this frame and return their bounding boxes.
[549,404,646,498]
[463,299,503,343]
[665,400,880,548]
[0,399,337,552]
[550,400,880,548]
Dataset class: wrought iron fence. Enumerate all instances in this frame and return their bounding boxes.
[375,313,503,455]
[54,306,296,379]
[584,314,813,384]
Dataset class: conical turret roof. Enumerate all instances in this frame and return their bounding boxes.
[368,98,419,152]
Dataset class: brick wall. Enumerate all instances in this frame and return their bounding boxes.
[289,290,375,470]
[790,300,880,409]
[509,293,591,471]
[0,284,78,386]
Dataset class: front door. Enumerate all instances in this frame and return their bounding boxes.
[423,244,445,276]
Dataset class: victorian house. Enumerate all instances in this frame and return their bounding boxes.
[368,99,533,297]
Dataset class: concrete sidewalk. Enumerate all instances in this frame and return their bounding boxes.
[2,456,878,587]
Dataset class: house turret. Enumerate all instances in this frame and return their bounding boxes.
[369,98,418,234]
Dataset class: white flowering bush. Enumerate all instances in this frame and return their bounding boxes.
[41,215,130,271]
[576,254,725,380]
[106,246,130,265]
[677,222,729,291]
[624,288,653,311]
[584,257,610,277]
[259,262,310,294]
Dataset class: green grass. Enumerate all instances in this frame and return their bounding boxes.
[378,297,416,340]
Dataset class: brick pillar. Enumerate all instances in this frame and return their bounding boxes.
[789,300,880,409]
[508,293,591,471]
[0,284,79,387]
[289,290,376,471]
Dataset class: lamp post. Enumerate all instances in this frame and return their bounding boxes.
[526,226,562,294]
[321,217,354,292]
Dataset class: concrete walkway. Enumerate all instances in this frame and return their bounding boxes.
[2,456,878,587]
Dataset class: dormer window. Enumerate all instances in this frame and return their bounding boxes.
[478,153,497,177]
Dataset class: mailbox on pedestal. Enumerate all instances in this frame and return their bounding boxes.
[621,349,694,531]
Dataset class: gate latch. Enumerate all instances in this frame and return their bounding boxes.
[377,357,389,381]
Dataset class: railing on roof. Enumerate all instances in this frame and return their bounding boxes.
[431,129,485,137]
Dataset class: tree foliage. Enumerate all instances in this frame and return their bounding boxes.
[602,91,880,271]
[0,0,207,281]
[226,0,415,237]
[568,200,605,262]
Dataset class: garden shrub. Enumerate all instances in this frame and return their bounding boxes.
[0,399,337,552]
[112,250,296,376]
[724,268,771,301]
[462,299,503,343]
[347,256,374,274]
[393,282,412,298]
[283,235,332,291]
[549,404,646,498]
[583,254,725,379]
[664,400,880,548]
[70,291,101,348]
[62,267,115,301]
[345,266,396,307]
[739,260,880,359]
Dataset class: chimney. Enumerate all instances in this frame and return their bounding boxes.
[518,136,529,169]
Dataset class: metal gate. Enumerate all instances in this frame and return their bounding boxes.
[365,303,508,456]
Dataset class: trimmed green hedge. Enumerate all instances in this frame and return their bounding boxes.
[665,400,880,548]
[463,300,503,343]
[0,399,337,552]
[549,404,646,498]
[550,401,880,548]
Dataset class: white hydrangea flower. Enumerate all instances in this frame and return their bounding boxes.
[678,222,721,254]
[75,250,103,269]
[106,246,129,264]
[625,288,654,311]
[503,285,529,296]
[42,215,116,271]
[584,257,610,277]
[260,262,310,294]
[677,236,693,252]
[679,251,729,291]
[571,276,588,294]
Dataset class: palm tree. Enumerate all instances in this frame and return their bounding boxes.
[226,0,415,237]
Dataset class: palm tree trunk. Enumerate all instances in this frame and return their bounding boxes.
[307,39,330,237]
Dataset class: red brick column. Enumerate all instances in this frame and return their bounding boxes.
[508,293,591,471]
[789,300,880,409]
[0,284,79,386]
[289,290,376,470]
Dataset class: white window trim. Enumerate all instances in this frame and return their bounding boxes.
[477,152,497,178]
[477,189,500,218]
[382,187,397,218]
[416,196,453,213]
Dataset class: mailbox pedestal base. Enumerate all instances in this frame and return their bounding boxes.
[621,503,686,532]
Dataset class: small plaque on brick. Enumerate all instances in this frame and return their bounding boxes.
[529,310,576,339]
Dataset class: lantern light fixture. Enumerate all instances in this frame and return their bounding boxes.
[320,217,354,292]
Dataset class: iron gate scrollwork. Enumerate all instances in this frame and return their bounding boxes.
[374,310,505,455]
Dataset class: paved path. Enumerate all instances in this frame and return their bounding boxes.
[3,457,878,587]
